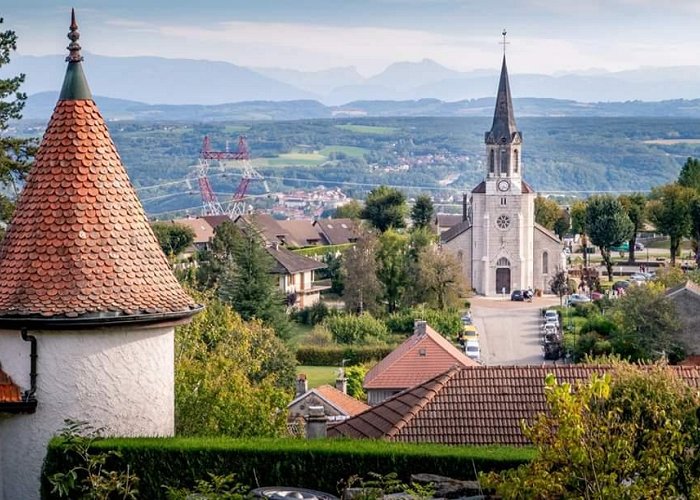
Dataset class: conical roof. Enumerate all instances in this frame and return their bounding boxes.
[0,12,199,327]
[485,56,520,145]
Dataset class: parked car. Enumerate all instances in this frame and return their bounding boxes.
[612,280,631,292]
[461,314,473,326]
[629,273,647,282]
[635,242,645,251]
[465,340,480,361]
[591,291,604,301]
[567,293,591,306]
[461,325,479,343]
[510,290,524,301]
[544,310,559,324]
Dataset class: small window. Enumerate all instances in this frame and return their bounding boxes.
[457,250,463,262]
[543,251,549,274]
[500,197,507,206]
[500,148,509,175]
[489,150,495,173]
[514,149,520,173]
[419,348,427,357]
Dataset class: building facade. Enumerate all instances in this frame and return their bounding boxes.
[442,55,563,295]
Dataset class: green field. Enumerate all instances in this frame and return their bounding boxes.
[297,365,337,388]
[335,124,398,135]
[319,145,369,158]
[253,153,326,167]
[222,124,251,134]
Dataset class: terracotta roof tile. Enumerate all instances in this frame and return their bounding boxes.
[0,56,196,322]
[0,368,21,403]
[313,385,370,416]
[331,365,700,446]
[363,322,476,390]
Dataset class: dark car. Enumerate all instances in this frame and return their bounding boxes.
[511,290,524,301]
[612,280,631,292]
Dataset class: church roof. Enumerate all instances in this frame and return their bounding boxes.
[440,219,471,244]
[534,223,561,244]
[485,56,521,145]
[471,180,534,194]
[0,12,199,327]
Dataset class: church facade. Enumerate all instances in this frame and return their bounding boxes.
[442,55,563,296]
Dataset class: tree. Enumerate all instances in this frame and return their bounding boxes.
[151,222,195,257]
[585,195,634,280]
[195,220,241,290]
[410,194,434,230]
[609,286,683,362]
[321,252,344,295]
[342,231,382,314]
[361,186,407,232]
[534,196,561,230]
[483,363,700,499]
[175,291,295,438]
[334,199,363,219]
[618,193,647,264]
[647,183,695,266]
[691,196,700,266]
[376,229,410,313]
[415,246,467,310]
[553,210,570,240]
[570,200,589,266]
[678,157,700,192]
[549,270,570,305]
[0,18,36,232]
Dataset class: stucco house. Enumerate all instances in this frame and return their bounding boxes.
[666,280,700,354]
[267,244,329,309]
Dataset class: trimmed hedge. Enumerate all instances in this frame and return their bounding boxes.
[42,437,535,499]
[296,344,395,365]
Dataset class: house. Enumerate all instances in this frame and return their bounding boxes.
[330,364,700,445]
[277,219,325,247]
[235,213,295,246]
[313,218,359,245]
[170,217,215,252]
[0,13,199,499]
[267,244,329,308]
[287,375,369,424]
[433,213,462,234]
[666,280,700,354]
[363,320,477,405]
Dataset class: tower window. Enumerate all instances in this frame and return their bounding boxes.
[500,148,509,175]
[514,149,519,173]
[500,197,507,206]
[543,251,549,274]
[489,150,495,174]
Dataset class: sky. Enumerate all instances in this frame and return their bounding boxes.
[5,0,700,76]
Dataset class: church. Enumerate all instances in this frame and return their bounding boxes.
[442,53,563,296]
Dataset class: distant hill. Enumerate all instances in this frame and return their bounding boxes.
[6,53,700,106]
[22,93,700,122]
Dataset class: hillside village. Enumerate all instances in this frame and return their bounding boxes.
[1,9,700,500]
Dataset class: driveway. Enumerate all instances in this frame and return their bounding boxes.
[470,295,562,365]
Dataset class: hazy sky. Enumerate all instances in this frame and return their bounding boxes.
[5,0,700,75]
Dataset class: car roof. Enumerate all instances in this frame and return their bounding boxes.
[466,340,479,347]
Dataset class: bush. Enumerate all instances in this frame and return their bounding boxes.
[324,313,389,344]
[43,437,535,499]
[295,345,395,366]
[294,302,331,326]
[580,314,617,336]
[385,307,462,338]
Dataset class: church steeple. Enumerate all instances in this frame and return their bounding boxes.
[59,9,92,101]
[485,55,519,145]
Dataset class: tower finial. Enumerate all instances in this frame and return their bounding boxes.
[501,29,509,56]
[66,8,83,63]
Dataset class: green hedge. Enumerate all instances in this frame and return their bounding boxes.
[296,344,395,365]
[384,307,462,339]
[292,243,354,257]
[42,437,534,499]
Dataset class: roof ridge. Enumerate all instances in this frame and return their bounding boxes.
[386,365,462,439]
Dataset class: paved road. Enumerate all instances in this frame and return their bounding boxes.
[470,295,562,366]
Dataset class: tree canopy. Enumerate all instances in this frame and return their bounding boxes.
[678,157,700,192]
[361,185,407,232]
[534,196,561,230]
[585,195,634,280]
[618,193,647,263]
[151,222,195,257]
[334,199,363,219]
[410,194,434,230]
[647,183,695,266]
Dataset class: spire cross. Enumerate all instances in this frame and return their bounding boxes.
[500,29,509,56]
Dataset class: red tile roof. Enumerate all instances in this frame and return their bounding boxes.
[331,365,700,446]
[0,369,21,403]
[314,385,370,416]
[363,321,476,390]
[0,46,197,323]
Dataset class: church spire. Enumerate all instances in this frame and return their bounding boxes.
[59,9,92,100]
[486,54,518,145]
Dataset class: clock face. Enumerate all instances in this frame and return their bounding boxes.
[497,179,510,192]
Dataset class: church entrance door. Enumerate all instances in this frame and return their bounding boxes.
[496,268,511,294]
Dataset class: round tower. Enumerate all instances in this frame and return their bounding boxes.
[0,12,200,499]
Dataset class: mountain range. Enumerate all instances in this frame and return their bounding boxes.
[5,54,700,107]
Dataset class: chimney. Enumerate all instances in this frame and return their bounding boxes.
[306,406,327,439]
[414,320,427,336]
[335,376,347,394]
[296,374,308,397]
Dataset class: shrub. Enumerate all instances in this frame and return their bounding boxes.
[43,437,534,499]
[580,314,617,336]
[324,313,389,344]
[294,302,331,326]
[295,345,395,366]
[384,307,462,338]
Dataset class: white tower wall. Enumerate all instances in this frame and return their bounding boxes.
[0,325,174,500]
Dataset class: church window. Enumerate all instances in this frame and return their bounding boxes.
[489,150,495,174]
[543,251,549,274]
[514,149,519,173]
[497,257,510,267]
[496,214,511,230]
[500,197,507,206]
[457,250,463,262]
[500,148,509,175]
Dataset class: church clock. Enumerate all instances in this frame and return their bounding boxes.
[497,179,510,192]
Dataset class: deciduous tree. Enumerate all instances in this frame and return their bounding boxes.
[335,199,363,219]
[151,222,195,257]
[585,195,634,280]
[647,183,695,266]
[618,193,647,264]
[410,194,434,230]
[342,231,382,314]
[361,186,407,232]
[416,246,467,310]
[678,156,700,192]
[376,229,409,312]
[534,196,561,230]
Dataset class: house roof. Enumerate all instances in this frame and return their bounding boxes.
[288,385,370,417]
[363,321,477,390]
[667,280,700,299]
[534,223,562,245]
[171,218,215,245]
[200,215,233,230]
[0,13,198,326]
[434,214,462,229]
[330,364,700,446]
[314,218,358,245]
[440,220,471,244]
[266,245,326,274]
[236,213,289,245]
[277,220,324,247]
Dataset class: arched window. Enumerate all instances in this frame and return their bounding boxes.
[489,150,495,174]
[457,250,463,262]
[500,148,509,175]
[542,251,549,274]
[497,257,510,267]
[514,149,519,173]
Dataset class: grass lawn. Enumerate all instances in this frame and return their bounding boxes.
[288,321,314,348]
[297,365,338,388]
[319,145,369,158]
[335,124,398,135]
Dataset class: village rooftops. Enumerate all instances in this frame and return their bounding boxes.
[0,11,199,328]
[288,384,370,419]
